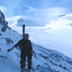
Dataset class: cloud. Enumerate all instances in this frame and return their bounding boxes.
[6,6,70,27]
[0,0,70,26]
[26,6,70,24]
[6,15,46,26]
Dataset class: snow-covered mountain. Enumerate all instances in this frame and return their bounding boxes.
[6,13,72,59]
[0,18,72,72]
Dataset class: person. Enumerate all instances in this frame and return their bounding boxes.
[8,33,33,72]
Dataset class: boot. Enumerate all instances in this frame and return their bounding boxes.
[21,68,24,72]
[28,69,31,72]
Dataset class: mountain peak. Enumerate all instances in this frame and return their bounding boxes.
[0,10,8,32]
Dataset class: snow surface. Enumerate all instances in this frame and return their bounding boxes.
[0,20,72,72]
[6,13,72,58]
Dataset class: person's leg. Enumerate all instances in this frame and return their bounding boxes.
[20,54,26,71]
[28,53,32,71]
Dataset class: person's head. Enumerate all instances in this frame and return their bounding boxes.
[24,33,29,39]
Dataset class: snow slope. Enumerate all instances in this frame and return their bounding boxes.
[6,14,72,58]
[0,19,72,72]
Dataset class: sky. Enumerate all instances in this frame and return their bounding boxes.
[0,0,72,26]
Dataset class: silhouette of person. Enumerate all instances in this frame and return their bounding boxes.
[8,33,33,72]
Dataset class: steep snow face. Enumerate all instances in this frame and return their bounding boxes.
[0,23,22,56]
[6,14,72,58]
[32,44,72,72]
[0,23,72,72]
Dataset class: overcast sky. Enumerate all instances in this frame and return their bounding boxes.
[0,0,72,25]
